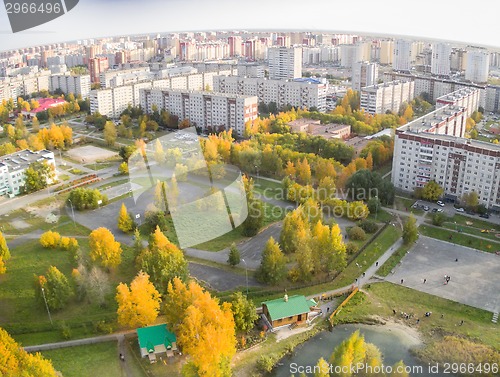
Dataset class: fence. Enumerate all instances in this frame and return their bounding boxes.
[328,287,359,329]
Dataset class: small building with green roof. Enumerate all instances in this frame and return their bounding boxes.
[262,294,316,329]
[136,324,177,360]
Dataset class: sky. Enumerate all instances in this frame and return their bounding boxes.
[1,0,500,51]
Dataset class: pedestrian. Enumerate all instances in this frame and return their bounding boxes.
[400,278,404,284]
[393,309,396,315]
[423,279,427,284]
[119,353,125,362]
[416,319,420,324]
[362,272,366,277]
[327,307,330,313]
[455,258,458,262]
[441,314,444,319]
[460,320,464,326]
[376,261,379,267]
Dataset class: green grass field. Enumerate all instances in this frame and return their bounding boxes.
[419,224,500,253]
[376,243,412,277]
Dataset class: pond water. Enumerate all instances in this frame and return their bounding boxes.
[271,324,454,377]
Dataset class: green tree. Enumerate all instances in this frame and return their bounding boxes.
[432,213,446,226]
[103,121,117,146]
[345,169,395,205]
[390,360,410,377]
[257,237,287,284]
[462,191,479,210]
[241,176,264,236]
[119,145,136,162]
[422,180,444,201]
[137,226,188,293]
[0,232,10,261]
[280,207,309,254]
[41,266,73,311]
[24,161,54,193]
[230,291,258,333]
[314,358,330,377]
[227,243,241,267]
[402,215,418,245]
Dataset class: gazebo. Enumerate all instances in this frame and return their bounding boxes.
[136,324,177,362]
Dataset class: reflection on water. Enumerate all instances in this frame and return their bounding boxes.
[271,324,454,377]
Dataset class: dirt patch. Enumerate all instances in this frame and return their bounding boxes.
[365,316,423,346]
[9,219,30,229]
[25,203,61,223]
[67,146,117,163]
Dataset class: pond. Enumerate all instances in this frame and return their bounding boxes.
[271,324,454,377]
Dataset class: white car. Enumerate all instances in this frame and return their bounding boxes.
[437,208,444,213]
[455,207,465,212]
[437,201,445,207]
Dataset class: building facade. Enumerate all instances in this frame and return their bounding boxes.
[351,61,378,92]
[431,43,452,77]
[268,47,302,80]
[139,89,258,137]
[50,74,91,98]
[435,87,481,118]
[393,39,413,72]
[360,80,414,115]
[0,149,56,196]
[213,76,327,112]
[465,49,490,84]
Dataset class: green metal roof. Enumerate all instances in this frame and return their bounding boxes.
[137,324,176,351]
[262,295,311,321]
[306,298,317,307]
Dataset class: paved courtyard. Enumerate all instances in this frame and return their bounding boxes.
[386,236,500,313]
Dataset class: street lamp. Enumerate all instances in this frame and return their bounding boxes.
[241,258,249,296]
[375,195,379,221]
[41,287,53,326]
[67,199,76,227]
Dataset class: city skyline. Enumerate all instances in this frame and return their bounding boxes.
[1,0,500,51]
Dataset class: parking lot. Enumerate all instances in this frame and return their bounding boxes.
[386,236,500,313]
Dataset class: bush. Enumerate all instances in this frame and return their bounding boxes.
[68,187,108,210]
[94,320,114,334]
[61,322,72,340]
[257,354,276,373]
[432,213,446,227]
[347,226,366,241]
[59,237,79,251]
[39,231,61,249]
[346,242,359,256]
[359,220,378,233]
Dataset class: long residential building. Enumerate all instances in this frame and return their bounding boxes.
[0,72,51,103]
[0,149,56,196]
[360,80,414,115]
[435,87,481,117]
[139,89,258,137]
[50,74,91,98]
[212,76,327,112]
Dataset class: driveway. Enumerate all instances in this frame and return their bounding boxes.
[188,262,262,291]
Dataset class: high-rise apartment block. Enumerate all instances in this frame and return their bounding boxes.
[360,80,414,115]
[50,74,91,98]
[351,61,378,92]
[393,39,413,72]
[465,49,490,84]
[268,47,302,80]
[431,43,452,77]
[89,57,109,83]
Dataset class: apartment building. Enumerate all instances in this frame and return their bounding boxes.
[351,61,378,92]
[50,74,91,98]
[360,80,414,115]
[268,47,302,80]
[393,39,413,72]
[435,87,481,118]
[0,149,56,196]
[431,43,452,77]
[392,114,500,210]
[213,76,327,112]
[485,85,500,113]
[139,89,258,137]
[0,72,51,103]
[465,49,490,84]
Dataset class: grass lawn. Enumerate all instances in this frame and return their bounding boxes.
[440,222,500,242]
[96,179,130,190]
[376,243,412,277]
[333,282,500,351]
[394,196,424,216]
[448,214,500,231]
[374,163,392,178]
[84,162,116,171]
[331,224,402,289]
[41,341,145,377]
[419,224,500,253]
[68,168,86,175]
[58,174,71,182]
[367,208,393,223]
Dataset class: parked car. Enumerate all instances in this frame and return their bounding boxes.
[431,208,438,213]
[479,213,490,219]
[437,201,445,207]
[437,208,444,213]
[423,206,430,211]
[455,208,465,212]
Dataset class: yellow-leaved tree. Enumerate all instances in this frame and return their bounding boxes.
[116,271,161,328]
[0,327,58,376]
[89,227,122,269]
[164,278,236,377]
[39,231,61,249]
[117,203,134,233]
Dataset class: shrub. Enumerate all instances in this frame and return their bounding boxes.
[39,231,61,249]
[59,237,79,251]
[359,220,378,233]
[347,226,366,241]
[257,355,276,373]
[61,322,72,340]
[346,242,359,256]
[432,213,446,227]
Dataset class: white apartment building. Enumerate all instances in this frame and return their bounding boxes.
[50,74,91,98]
[485,85,500,113]
[0,149,56,196]
[436,87,481,118]
[431,43,452,77]
[465,49,490,84]
[139,89,258,137]
[393,39,413,72]
[352,61,378,92]
[392,112,500,211]
[0,72,51,103]
[99,67,151,88]
[213,76,327,112]
[360,80,414,115]
[379,40,394,65]
[268,47,302,80]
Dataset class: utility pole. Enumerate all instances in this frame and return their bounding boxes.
[241,258,249,296]
[41,287,53,326]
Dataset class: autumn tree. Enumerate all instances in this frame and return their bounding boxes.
[72,264,111,306]
[230,291,258,333]
[118,162,129,175]
[0,232,10,262]
[89,227,122,269]
[24,161,54,193]
[117,203,134,233]
[0,327,58,376]
[241,175,264,236]
[280,207,309,254]
[31,116,40,132]
[103,121,117,146]
[39,231,62,249]
[164,278,236,377]
[314,358,330,377]
[309,221,346,275]
[227,243,241,267]
[257,237,287,284]
[136,226,188,293]
[39,266,73,311]
[462,191,479,210]
[402,215,418,245]
[0,257,5,275]
[296,157,312,185]
[116,271,161,328]
[422,180,444,202]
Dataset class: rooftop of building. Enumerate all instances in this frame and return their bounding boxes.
[361,79,413,92]
[136,324,176,352]
[143,88,258,100]
[262,295,315,321]
[397,130,500,152]
[26,98,66,113]
[397,104,465,134]
[0,149,54,171]
[436,87,480,102]
[384,71,486,89]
